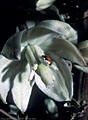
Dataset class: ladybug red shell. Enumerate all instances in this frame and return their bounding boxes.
[42,55,53,65]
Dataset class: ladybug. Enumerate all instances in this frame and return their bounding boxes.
[42,55,53,65]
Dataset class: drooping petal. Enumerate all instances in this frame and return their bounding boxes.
[1,31,23,60]
[78,40,88,62]
[74,65,88,73]
[11,59,34,113]
[0,51,34,113]
[22,26,57,47]
[43,38,86,67]
[0,55,11,103]
[1,20,78,60]
[35,61,73,102]
[22,24,81,67]
[35,20,78,44]
[46,53,73,99]
[22,20,77,45]
[8,55,34,113]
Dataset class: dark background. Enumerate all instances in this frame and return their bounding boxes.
[0,0,88,50]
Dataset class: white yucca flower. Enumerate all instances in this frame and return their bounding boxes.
[0,44,73,113]
[36,0,56,10]
[0,20,88,113]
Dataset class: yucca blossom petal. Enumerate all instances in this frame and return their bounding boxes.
[1,20,78,60]
[11,61,34,113]
[0,55,11,103]
[36,0,56,10]
[0,51,35,113]
[35,56,73,102]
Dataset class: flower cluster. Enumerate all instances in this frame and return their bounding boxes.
[0,0,88,119]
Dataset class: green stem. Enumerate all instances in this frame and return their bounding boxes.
[0,109,17,120]
[78,71,84,102]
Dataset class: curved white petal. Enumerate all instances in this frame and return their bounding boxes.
[78,40,88,63]
[36,20,78,43]
[49,55,73,99]
[0,55,12,103]
[12,60,34,113]
[36,0,56,10]
[0,52,35,113]
[2,20,78,61]
[35,62,73,102]
[44,38,86,67]
[74,65,88,73]
[1,32,23,60]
